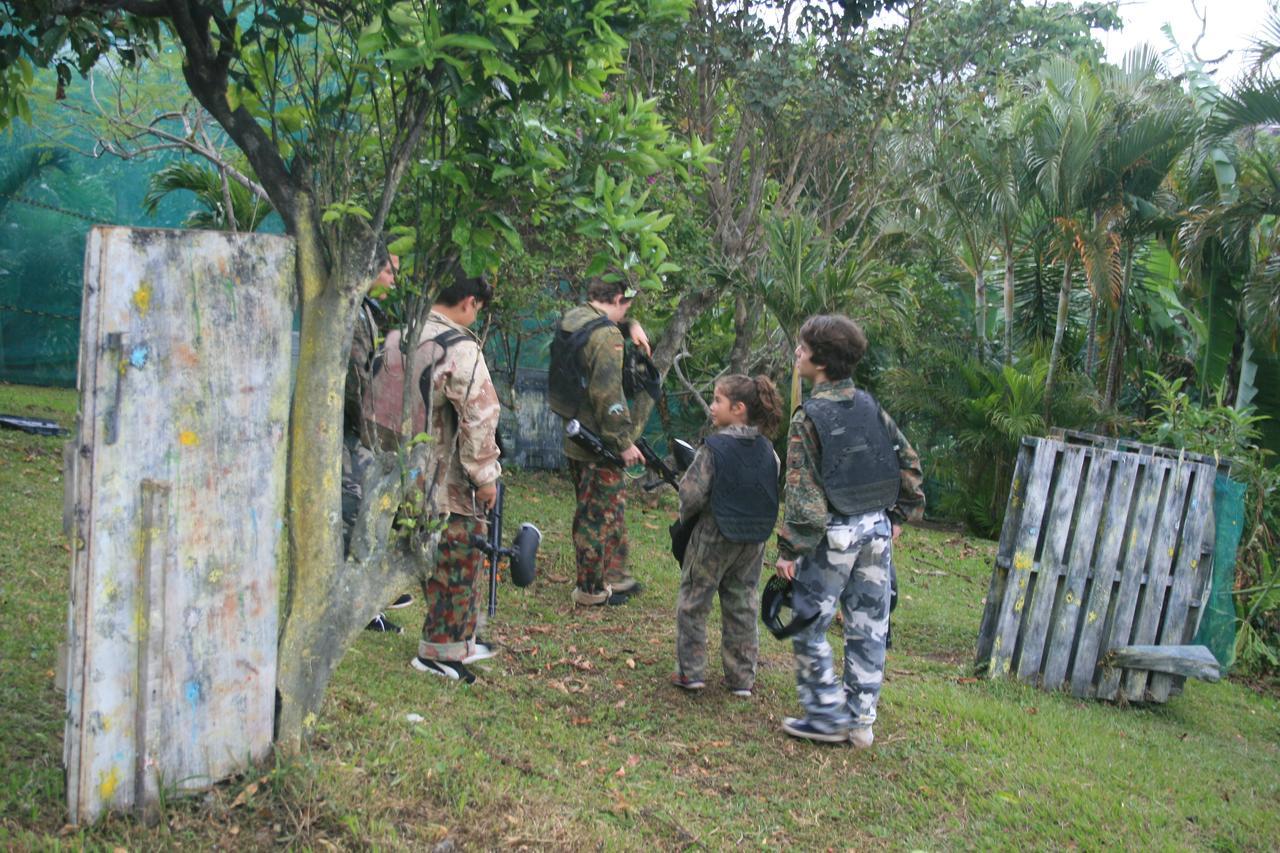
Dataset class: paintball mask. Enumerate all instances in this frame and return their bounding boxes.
[761,574,821,640]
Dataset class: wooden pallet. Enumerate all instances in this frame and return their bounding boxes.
[974,434,1218,702]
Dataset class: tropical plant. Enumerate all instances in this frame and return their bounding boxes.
[142,160,272,231]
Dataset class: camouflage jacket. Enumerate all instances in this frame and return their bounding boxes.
[413,311,502,518]
[776,379,924,561]
[343,297,385,439]
[559,304,635,462]
[678,424,780,523]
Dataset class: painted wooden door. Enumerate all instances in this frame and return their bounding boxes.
[64,227,294,824]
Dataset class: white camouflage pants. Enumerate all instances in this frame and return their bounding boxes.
[791,510,893,731]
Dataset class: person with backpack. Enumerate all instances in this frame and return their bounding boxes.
[671,374,784,697]
[774,314,924,747]
[549,278,652,607]
[369,268,502,683]
[341,252,415,634]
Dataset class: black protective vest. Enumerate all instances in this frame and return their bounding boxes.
[706,433,779,543]
[802,391,900,516]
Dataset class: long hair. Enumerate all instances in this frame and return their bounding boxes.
[716,374,785,438]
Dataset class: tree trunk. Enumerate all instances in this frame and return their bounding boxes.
[1084,297,1098,379]
[1102,246,1133,409]
[1003,235,1015,366]
[728,292,758,374]
[273,209,427,750]
[975,268,987,363]
[1043,256,1074,425]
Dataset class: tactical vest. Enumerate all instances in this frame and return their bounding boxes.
[802,390,900,517]
[364,327,468,444]
[706,433,780,543]
[547,314,613,419]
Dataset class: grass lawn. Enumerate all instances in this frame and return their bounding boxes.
[1,381,1278,849]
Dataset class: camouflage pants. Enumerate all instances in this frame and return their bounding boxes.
[569,460,630,594]
[418,514,486,662]
[341,433,374,553]
[675,515,764,690]
[791,511,893,729]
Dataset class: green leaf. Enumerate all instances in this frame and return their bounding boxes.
[435,34,498,52]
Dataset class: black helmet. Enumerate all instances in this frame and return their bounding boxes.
[761,574,820,640]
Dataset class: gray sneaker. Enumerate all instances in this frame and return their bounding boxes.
[782,716,849,744]
[848,726,874,748]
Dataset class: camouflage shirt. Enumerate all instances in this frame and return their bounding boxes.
[776,379,924,561]
[413,311,502,518]
[559,304,635,461]
[343,297,385,439]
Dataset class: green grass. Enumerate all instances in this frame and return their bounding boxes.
[2,381,1278,849]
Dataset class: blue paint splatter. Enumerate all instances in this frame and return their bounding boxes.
[184,680,203,709]
[129,345,149,368]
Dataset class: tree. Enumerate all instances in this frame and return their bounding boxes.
[1,0,693,748]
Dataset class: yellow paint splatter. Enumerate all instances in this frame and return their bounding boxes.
[132,283,152,317]
[1191,559,1198,569]
[1014,596,1025,613]
[1064,591,1075,605]
[102,575,119,603]
[179,430,199,446]
[303,712,318,731]
[379,494,394,512]
[208,568,223,584]
[1014,552,1032,571]
[1087,610,1098,624]
[99,766,121,800]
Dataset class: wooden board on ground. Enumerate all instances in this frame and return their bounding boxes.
[64,227,294,825]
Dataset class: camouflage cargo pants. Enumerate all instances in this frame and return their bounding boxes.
[569,460,631,596]
[791,511,893,729]
[674,516,765,690]
[341,433,373,553]
[418,514,486,662]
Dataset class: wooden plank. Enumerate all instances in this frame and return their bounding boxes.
[1016,445,1087,683]
[1040,448,1115,690]
[1148,465,1216,701]
[1095,457,1172,701]
[1122,461,1193,701]
[987,438,1059,680]
[65,228,293,825]
[1068,453,1141,697]
[134,479,169,824]
[1107,645,1221,682]
[975,438,1034,671]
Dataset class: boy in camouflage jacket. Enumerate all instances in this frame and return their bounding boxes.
[775,315,924,746]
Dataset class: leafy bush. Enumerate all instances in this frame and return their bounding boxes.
[1139,373,1280,674]
[881,349,1103,538]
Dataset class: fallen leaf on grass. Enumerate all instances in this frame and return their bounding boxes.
[626,658,636,669]
[230,781,260,808]
[956,677,979,684]
[614,700,626,709]
[1025,707,1038,715]
[627,755,640,767]
[571,716,592,725]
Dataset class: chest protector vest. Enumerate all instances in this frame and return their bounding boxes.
[706,433,780,543]
[802,390,900,517]
[364,328,467,442]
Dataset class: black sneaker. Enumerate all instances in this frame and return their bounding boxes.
[611,580,644,596]
[366,613,403,633]
[387,593,414,610]
[606,591,632,606]
[410,657,476,684]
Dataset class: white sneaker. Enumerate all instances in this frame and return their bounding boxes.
[462,643,497,663]
[848,726,874,748]
[410,657,477,684]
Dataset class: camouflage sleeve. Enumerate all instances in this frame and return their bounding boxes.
[677,444,714,523]
[881,408,925,525]
[777,408,828,561]
[446,341,502,488]
[584,323,633,453]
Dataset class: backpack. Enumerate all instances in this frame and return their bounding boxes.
[363,327,468,445]
[547,315,613,419]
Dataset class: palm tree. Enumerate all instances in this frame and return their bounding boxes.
[142,160,273,232]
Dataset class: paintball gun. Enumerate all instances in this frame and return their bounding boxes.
[565,419,696,492]
[471,481,541,618]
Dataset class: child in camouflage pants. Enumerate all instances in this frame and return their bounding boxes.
[672,375,783,696]
[775,315,924,746]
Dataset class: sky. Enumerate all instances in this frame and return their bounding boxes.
[1094,0,1276,84]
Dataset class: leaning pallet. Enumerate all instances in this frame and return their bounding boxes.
[973,431,1226,702]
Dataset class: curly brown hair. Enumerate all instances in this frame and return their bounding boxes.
[716,374,785,438]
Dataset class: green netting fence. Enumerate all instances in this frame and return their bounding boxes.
[1193,474,1247,671]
